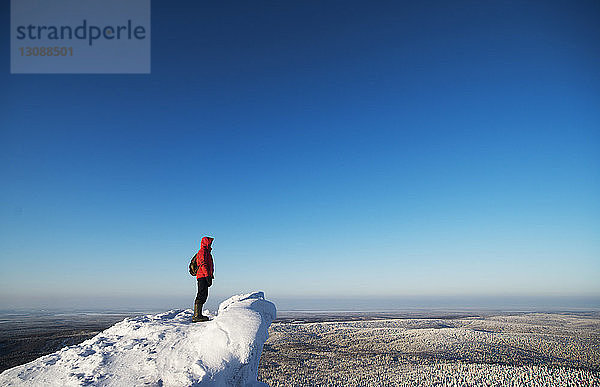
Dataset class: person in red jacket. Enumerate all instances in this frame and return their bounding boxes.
[193,236,214,322]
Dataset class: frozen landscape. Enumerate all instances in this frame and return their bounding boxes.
[0,292,276,386]
[2,301,600,386]
[0,310,138,373]
[258,311,600,386]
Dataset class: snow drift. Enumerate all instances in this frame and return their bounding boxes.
[0,292,276,387]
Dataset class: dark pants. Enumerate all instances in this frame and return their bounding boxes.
[195,277,209,306]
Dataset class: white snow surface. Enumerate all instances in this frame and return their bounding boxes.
[0,292,276,387]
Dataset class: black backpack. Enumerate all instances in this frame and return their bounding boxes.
[189,253,198,276]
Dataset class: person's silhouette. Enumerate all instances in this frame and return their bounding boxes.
[192,236,214,322]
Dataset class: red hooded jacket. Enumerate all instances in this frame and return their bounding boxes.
[196,236,214,279]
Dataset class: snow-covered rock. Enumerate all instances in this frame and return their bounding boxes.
[0,292,276,387]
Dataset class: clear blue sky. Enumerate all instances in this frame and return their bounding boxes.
[1,1,599,310]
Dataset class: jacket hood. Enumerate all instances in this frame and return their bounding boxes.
[200,236,214,249]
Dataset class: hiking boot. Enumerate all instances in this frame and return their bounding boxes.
[192,300,201,322]
[192,301,210,322]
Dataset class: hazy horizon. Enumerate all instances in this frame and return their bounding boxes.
[1,293,599,313]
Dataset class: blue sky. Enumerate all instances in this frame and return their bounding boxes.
[1,1,599,310]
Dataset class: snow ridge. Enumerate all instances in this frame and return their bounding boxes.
[0,292,276,387]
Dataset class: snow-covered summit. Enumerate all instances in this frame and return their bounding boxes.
[0,292,276,387]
